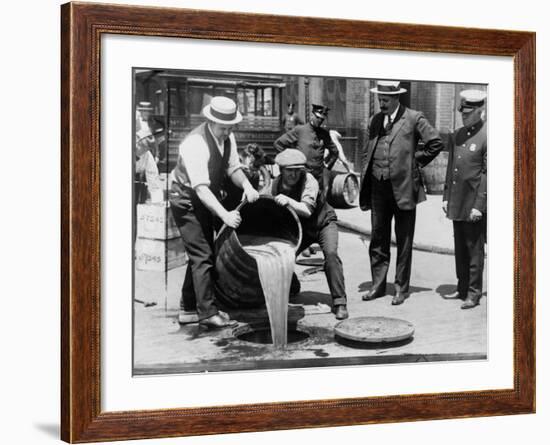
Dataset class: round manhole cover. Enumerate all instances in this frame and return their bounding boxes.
[334,316,414,343]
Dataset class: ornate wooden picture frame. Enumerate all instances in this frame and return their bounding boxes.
[61,2,535,442]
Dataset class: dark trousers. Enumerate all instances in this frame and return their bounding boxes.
[299,221,347,306]
[369,176,416,294]
[453,219,486,300]
[170,204,219,321]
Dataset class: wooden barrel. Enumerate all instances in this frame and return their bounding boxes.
[214,196,302,308]
[328,172,359,208]
[421,151,448,195]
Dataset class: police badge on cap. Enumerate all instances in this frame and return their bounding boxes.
[312,104,330,118]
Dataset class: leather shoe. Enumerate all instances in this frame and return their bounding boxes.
[391,292,408,306]
[178,309,199,325]
[218,310,231,321]
[333,305,349,320]
[442,291,466,300]
[199,313,238,329]
[461,296,480,310]
[362,289,384,301]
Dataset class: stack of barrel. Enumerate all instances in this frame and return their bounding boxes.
[134,201,187,272]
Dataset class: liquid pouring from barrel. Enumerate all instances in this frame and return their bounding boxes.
[214,197,302,348]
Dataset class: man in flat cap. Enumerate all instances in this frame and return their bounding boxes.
[274,103,340,196]
[442,89,487,309]
[270,149,348,320]
[359,80,444,305]
[169,96,260,329]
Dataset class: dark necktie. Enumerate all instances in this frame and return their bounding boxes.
[385,115,393,133]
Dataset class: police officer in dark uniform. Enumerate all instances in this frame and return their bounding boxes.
[271,149,348,320]
[274,103,339,196]
[442,90,487,309]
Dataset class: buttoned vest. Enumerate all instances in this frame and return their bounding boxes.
[170,123,231,209]
[371,124,392,180]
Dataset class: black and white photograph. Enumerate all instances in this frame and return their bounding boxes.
[5,0,547,443]
[132,68,488,375]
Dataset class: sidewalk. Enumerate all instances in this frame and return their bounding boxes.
[335,194,454,255]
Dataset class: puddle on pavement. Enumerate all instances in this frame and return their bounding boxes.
[312,349,330,357]
[207,323,340,360]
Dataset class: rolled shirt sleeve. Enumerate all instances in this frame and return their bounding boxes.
[301,173,319,214]
[179,133,211,188]
[225,133,243,177]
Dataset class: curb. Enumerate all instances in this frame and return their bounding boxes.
[336,219,455,256]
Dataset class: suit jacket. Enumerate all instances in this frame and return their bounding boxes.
[443,121,487,221]
[359,106,443,211]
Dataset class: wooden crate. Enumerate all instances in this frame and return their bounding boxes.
[135,237,187,271]
[136,202,180,240]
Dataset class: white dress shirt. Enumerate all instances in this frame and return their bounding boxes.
[383,106,400,128]
[174,124,242,189]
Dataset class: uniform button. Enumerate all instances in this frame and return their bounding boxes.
[455,168,458,171]
[453,181,456,184]
[458,156,462,159]
[467,132,471,136]
[462,144,466,147]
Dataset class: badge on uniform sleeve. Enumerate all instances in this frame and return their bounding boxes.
[469,143,477,152]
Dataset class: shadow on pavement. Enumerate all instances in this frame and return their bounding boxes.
[290,291,332,306]
[435,284,488,298]
[357,281,431,294]
[335,335,415,350]
[436,283,456,296]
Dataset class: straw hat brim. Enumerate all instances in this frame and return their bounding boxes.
[203,105,243,125]
[370,87,407,95]
[281,165,306,169]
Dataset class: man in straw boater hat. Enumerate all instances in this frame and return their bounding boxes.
[359,80,444,306]
[442,89,487,309]
[270,149,348,320]
[169,96,260,329]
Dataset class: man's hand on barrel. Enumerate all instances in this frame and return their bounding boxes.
[223,210,242,229]
[243,185,260,203]
[274,194,290,207]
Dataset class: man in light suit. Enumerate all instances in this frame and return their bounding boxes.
[359,80,444,305]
